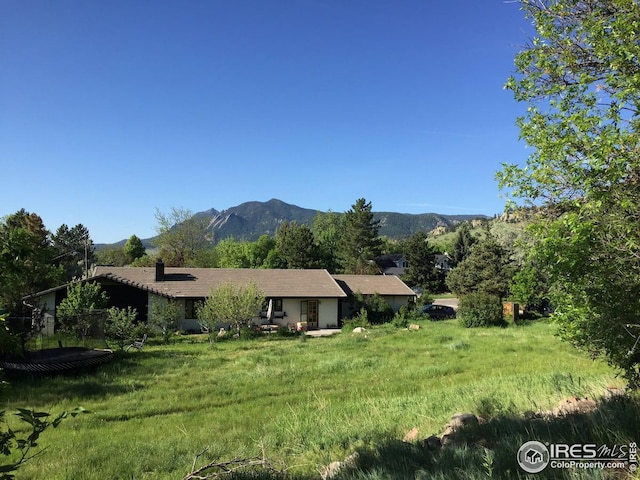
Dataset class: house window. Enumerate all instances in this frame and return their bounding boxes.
[273,298,283,312]
[185,299,201,319]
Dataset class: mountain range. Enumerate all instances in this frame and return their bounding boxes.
[107,198,487,246]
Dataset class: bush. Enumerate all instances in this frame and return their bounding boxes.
[341,308,370,332]
[457,293,505,328]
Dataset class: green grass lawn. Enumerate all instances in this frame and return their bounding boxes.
[2,319,635,479]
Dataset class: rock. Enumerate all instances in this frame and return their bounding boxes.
[552,396,597,416]
[604,387,626,399]
[408,324,420,330]
[320,452,359,480]
[448,413,479,430]
[422,435,442,451]
[403,427,419,442]
[217,327,226,338]
[352,327,367,333]
[440,413,479,447]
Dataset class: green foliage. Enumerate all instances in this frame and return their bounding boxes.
[391,306,411,328]
[197,281,265,342]
[0,210,63,315]
[95,246,128,267]
[509,260,549,312]
[52,223,94,280]
[457,292,505,328]
[105,306,139,351]
[337,198,383,274]
[214,238,251,268]
[56,281,108,342]
[123,235,145,263]
[0,407,87,480]
[274,221,319,269]
[351,293,393,325]
[311,210,342,272]
[341,308,371,332]
[154,207,211,267]
[149,300,181,344]
[400,231,439,292]
[498,0,640,387]
[0,315,19,357]
[446,234,514,300]
[451,222,477,266]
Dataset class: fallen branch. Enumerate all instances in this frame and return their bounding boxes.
[183,448,280,480]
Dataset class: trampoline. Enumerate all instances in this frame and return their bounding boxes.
[0,347,114,373]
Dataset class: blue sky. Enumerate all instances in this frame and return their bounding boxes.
[1,1,534,243]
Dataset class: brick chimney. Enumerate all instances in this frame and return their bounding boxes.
[155,260,165,282]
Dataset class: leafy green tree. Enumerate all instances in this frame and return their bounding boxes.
[197,281,264,342]
[215,238,251,268]
[446,234,514,300]
[275,221,319,269]
[52,224,95,279]
[105,306,139,351]
[337,198,383,274]
[123,235,146,263]
[0,210,63,315]
[401,231,439,292]
[149,299,181,344]
[57,281,108,342]
[451,223,477,266]
[154,207,211,267]
[312,211,341,272]
[498,0,640,386]
[95,246,128,267]
[247,235,276,268]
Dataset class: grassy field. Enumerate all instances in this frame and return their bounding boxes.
[2,319,637,479]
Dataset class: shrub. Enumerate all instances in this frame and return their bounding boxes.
[341,308,370,332]
[457,293,505,328]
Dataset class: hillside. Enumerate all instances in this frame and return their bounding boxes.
[102,199,487,247]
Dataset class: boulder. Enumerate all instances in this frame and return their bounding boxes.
[408,324,420,330]
[320,452,359,480]
[352,327,367,333]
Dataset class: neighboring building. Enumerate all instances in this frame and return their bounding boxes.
[375,254,407,276]
[26,263,416,332]
[332,274,416,319]
[435,253,453,272]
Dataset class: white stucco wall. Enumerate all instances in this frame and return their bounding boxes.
[280,298,339,329]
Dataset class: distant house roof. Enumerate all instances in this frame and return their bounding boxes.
[332,274,416,297]
[91,266,347,299]
[26,267,420,301]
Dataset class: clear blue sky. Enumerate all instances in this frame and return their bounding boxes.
[1,0,534,244]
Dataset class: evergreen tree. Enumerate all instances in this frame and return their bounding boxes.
[451,223,476,266]
[446,234,514,300]
[0,210,63,315]
[337,198,383,274]
[401,231,439,292]
[275,221,320,269]
[52,224,95,279]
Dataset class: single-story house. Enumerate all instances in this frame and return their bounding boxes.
[332,274,416,319]
[26,263,416,332]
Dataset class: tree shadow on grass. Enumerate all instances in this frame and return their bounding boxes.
[333,395,640,480]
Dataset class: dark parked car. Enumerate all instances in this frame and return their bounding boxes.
[420,304,456,320]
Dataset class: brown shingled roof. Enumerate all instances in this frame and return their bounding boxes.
[93,266,347,299]
[331,274,415,296]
